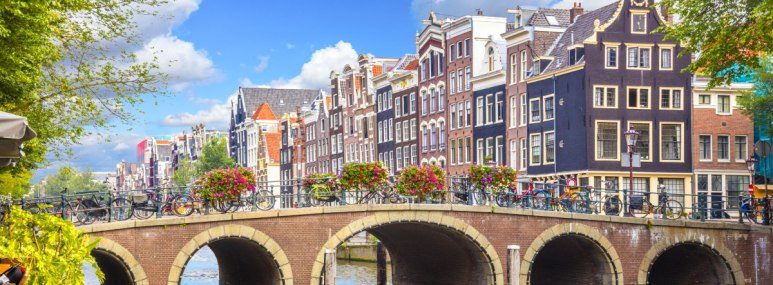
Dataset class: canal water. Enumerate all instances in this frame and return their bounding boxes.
[84,246,390,284]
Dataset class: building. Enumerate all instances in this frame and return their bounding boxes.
[692,74,754,215]
[502,6,574,179]
[471,34,507,165]
[279,113,302,207]
[525,0,693,205]
[329,71,345,172]
[373,66,395,173]
[391,57,420,174]
[417,12,448,168]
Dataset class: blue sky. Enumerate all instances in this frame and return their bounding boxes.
[34,0,611,180]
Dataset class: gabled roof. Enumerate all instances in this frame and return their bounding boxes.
[540,2,618,74]
[404,59,419,71]
[263,132,281,163]
[373,65,383,77]
[528,8,572,27]
[239,87,320,119]
[251,102,279,121]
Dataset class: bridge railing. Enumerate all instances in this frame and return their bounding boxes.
[1,178,769,226]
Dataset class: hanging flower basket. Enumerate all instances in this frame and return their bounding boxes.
[340,162,389,192]
[396,164,445,201]
[469,163,517,193]
[196,167,256,203]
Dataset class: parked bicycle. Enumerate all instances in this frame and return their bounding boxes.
[450,179,488,205]
[741,194,771,224]
[587,181,622,216]
[531,183,587,212]
[113,189,192,220]
[357,185,407,204]
[629,186,684,219]
[306,179,341,206]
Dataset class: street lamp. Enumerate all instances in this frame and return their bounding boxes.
[624,128,640,216]
[746,157,757,193]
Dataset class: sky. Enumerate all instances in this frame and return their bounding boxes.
[34,0,613,181]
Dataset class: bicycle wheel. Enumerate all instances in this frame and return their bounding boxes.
[133,199,157,220]
[603,196,621,216]
[473,188,488,205]
[495,192,512,207]
[450,184,468,204]
[212,199,234,213]
[256,190,276,210]
[569,193,590,213]
[111,198,132,221]
[171,195,195,217]
[53,202,75,222]
[531,191,551,210]
[77,201,96,225]
[660,199,684,220]
[630,200,650,218]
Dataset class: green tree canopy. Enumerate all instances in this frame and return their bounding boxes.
[172,157,201,187]
[0,169,32,198]
[34,166,109,196]
[738,57,773,138]
[659,0,773,88]
[198,137,234,174]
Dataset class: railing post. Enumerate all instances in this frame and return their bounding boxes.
[623,187,629,217]
[20,197,25,211]
[660,190,667,219]
[340,183,346,206]
[324,248,337,285]
[699,193,705,222]
[376,241,387,285]
[466,178,473,206]
[507,245,521,285]
[107,192,113,223]
[251,187,257,212]
[296,177,302,208]
[61,192,67,220]
[738,195,744,224]
[155,187,162,219]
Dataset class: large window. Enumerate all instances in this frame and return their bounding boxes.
[457,102,464,128]
[661,123,683,161]
[596,121,619,160]
[660,48,673,70]
[699,135,712,161]
[727,175,750,209]
[457,69,463,92]
[496,93,503,122]
[439,87,445,111]
[530,134,541,166]
[510,54,517,83]
[629,122,651,160]
[457,139,464,165]
[735,136,747,161]
[465,38,470,56]
[422,126,428,152]
[660,88,682,109]
[632,13,646,34]
[544,132,555,164]
[430,89,436,113]
[486,94,494,124]
[410,93,416,114]
[594,86,617,108]
[627,47,651,69]
[451,140,457,164]
[529,98,541,123]
[717,135,729,161]
[510,96,517,127]
[520,50,527,82]
[606,46,618,68]
[477,138,484,163]
[421,91,428,115]
[411,119,416,139]
[466,137,472,163]
[450,71,455,94]
[520,94,527,125]
[628,87,650,109]
[658,178,685,205]
[430,125,437,150]
[450,105,456,130]
[544,95,555,120]
[395,98,401,117]
[717,95,731,114]
[496,136,504,164]
[465,67,471,90]
[510,140,517,168]
[476,97,484,125]
[520,138,527,169]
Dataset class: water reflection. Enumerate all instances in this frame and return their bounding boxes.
[337,259,392,285]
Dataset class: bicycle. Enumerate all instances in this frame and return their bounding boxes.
[629,190,684,220]
[118,189,192,219]
[586,181,622,216]
[450,179,488,205]
[741,194,771,224]
[357,185,407,204]
[532,183,586,212]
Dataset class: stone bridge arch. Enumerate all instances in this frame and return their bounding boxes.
[638,235,745,285]
[310,211,504,285]
[521,223,623,285]
[91,237,149,285]
[167,224,293,285]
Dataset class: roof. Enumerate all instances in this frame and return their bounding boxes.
[404,59,419,71]
[251,102,279,121]
[372,65,383,77]
[239,87,320,119]
[325,96,332,111]
[528,8,572,27]
[263,132,281,163]
[540,2,618,74]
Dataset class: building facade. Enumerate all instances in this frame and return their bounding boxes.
[417,13,448,168]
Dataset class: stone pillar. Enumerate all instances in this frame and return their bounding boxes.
[376,241,387,285]
[324,248,337,285]
[507,245,521,285]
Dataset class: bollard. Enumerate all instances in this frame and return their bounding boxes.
[738,196,744,224]
[324,248,337,285]
[376,241,387,285]
[20,197,25,212]
[508,245,521,285]
[296,177,302,208]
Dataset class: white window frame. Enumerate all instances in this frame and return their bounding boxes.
[717,95,732,115]
[659,87,684,110]
[659,122,685,163]
[604,43,620,69]
[544,131,556,165]
[660,45,674,70]
[717,135,730,162]
[543,94,555,121]
[627,86,651,109]
[520,50,527,82]
[594,85,618,108]
[529,134,542,166]
[735,135,748,162]
[628,121,653,162]
[631,12,647,34]
[529,98,541,124]
[699,134,712,162]
[595,120,621,161]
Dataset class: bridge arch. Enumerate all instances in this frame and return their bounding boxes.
[167,225,293,285]
[91,237,149,285]
[638,236,744,285]
[521,223,623,285]
[310,211,504,285]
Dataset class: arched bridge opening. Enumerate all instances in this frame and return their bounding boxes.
[528,233,619,285]
[91,249,134,285]
[647,242,735,285]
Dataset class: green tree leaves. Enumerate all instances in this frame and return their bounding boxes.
[738,57,773,138]
[34,166,109,196]
[198,137,234,174]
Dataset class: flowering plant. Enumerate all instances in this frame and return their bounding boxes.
[302,173,338,191]
[196,167,256,202]
[469,163,517,190]
[396,164,445,200]
[340,162,389,192]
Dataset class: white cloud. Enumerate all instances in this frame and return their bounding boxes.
[254,56,270,73]
[113,142,130,151]
[286,43,295,49]
[268,41,358,90]
[160,94,238,129]
[136,35,219,92]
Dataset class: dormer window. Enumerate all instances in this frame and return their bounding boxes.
[532,59,541,75]
[568,46,584,65]
[488,47,495,72]
[632,13,647,34]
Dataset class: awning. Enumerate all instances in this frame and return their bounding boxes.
[0,111,37,167]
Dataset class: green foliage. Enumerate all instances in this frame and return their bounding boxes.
[34,166,108,196]
[302,173,338,192]
[198,137,235,174]
[339,162,388,191]
[0,0,169,177]
[0,206,103,284]
[396,164,445,200]
[737,57,773,138]
[196,167,256,202]
[657,0,773,88]
[0,169,32,198]
[172,157,201,187]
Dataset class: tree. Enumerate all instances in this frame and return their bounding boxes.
[658,0,773,88]
[34,166,109,196]
[0,206,103,284]
[198,137,235,174]
[172,157,201,187]
[0,169,32,198]
[738,57,773,138]
[0,0,168,175]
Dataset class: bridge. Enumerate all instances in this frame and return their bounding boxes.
[80,204,773,285]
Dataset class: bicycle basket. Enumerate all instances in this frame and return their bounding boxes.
[132,194,148,203]
[630,196,644,210]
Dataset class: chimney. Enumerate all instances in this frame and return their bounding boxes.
[570,2,584,23]
[476,9,484,16]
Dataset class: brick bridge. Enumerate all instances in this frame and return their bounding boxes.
[80,204,773,285]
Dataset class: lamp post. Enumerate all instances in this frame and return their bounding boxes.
[624,128,640,216]
[746,157,757,195]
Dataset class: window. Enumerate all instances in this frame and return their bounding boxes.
[627,87,650,109]
[411,119,417,139]
[659,178,685,205]
[661,123,683,161]
[457,42,462,58]
[450,105,456,130]
[439,123,445,149]
[736,136,747,161]
[520,51,527,82]
[520,94,527,125]
[544,95,554,120]
[632,13,646,33]
[477,139,484,163]
[388,119,393,140]
[699,135,711,161]
[396,121,402,142]
[486,94,494,123]
[422,126,428,151]
[627,47,651,69]
[450,45,456,62]
[438,53,444,74]
[510,54,517,83]
[530,134,541,166]
[488,47,495,71]
[395,98,401,117]
[396,148,403,169]
[457,69,463,92]
[544,132,555,164]
[698,94,711,105]
[410,93,416,114]
[727,175,750,209]
[466,137,472,163]
[717,135,729,161]
[487,137,494,162]
[377,94,382,111]
[510,140,517,168]
[465,67,471,90]
[476,97,484,125]
[403,121,409,142]
[450,71,455,94]
[660,88,682,109]
[596,121,619,160]
[717,95,731,114]
[660,48,673,70]
[422,91,428,115]
[594,86,617,108]
[439,87,445,111]
[451,140,457,164]
[606,46,618,68]
[378,121,383,143]
[496,93,503,122]
[430,89,436,113]
[465,38,470,56]
[411,145,417,165]
[431,125,437,150]
[510,96,517,127]
[457,102,464,128]
[520,138,527,169]
[629,122,651,160]
[529,98,541,123]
